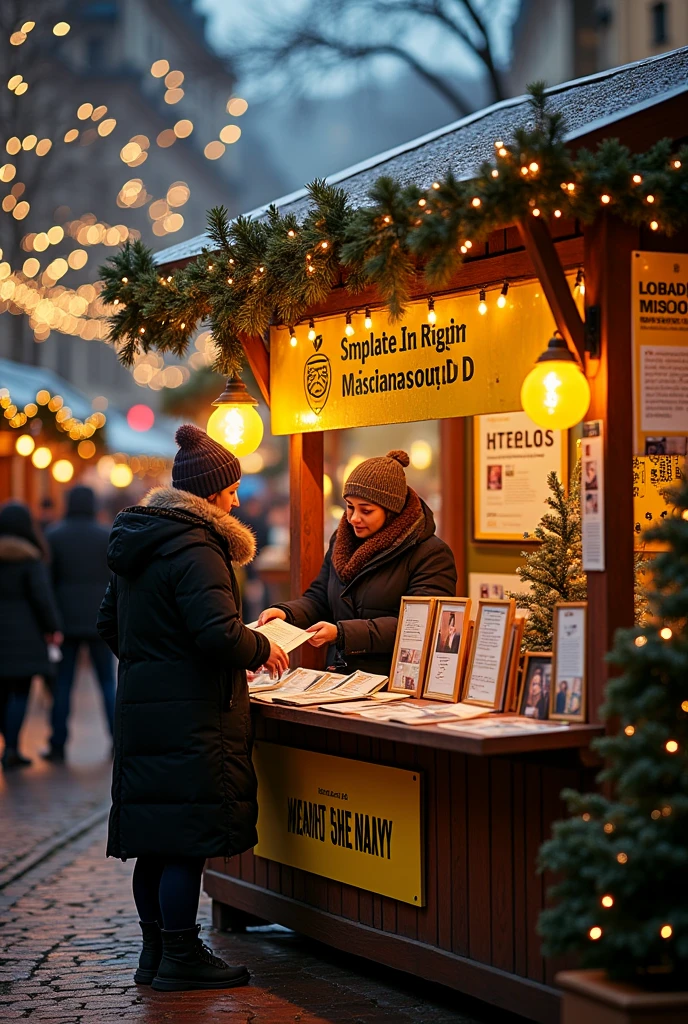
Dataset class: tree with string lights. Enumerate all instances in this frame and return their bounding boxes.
[538,473,688,983]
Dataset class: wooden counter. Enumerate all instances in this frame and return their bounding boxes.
[204,702,603,1024]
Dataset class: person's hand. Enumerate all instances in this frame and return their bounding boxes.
[257,607,287,626]
[264,641,289,678]
[306,621,338,648]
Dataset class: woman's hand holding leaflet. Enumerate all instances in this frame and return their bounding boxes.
[306,621,338,648]
[257,607,286,626]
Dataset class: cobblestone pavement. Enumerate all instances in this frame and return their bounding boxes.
[1,665,529,1024]
[1,660,112,881]
[0,825,528,1024]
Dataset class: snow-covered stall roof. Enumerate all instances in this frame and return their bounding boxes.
[155,46,688,268]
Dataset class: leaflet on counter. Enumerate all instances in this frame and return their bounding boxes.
[283,670,389,707]
[246,618,313,654]
[250,667,324,703]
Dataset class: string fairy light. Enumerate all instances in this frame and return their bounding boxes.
[478,289,487,315]
[364,308,373,330]
[307,319,316,342]
[427,297,436,324]
[345,312,354,336]
[496,281,509,308]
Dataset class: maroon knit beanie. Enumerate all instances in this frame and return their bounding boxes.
[172,424,241,498]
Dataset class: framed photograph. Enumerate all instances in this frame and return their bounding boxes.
[550,602,587,722]
[462,599,515,708]
[422,598,472,702]
[389,596,437,696]
[519,652,553,720]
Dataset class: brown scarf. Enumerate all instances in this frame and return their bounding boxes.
[332,488,425,585]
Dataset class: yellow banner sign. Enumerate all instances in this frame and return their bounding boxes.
[253,741,424,905]
[270,281,558,434]
[633,455,683,551]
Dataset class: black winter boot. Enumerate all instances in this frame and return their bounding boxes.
[134,921,163,984]
[151,925,249,991]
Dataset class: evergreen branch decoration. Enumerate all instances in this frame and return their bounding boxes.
[538,475,688,981]
[99,84,688,370]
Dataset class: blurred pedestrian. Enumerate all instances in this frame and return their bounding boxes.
[97,425,288,991]
[44,486,113,763]
[0,502,62,771]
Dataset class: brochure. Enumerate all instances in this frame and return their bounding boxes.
[246,618,314,654]
[437,717,570,738]
[272,672,348,706]
[250,667,324,703]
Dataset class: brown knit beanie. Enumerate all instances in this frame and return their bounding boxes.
[343,450,410,513]
[172,424,241,498]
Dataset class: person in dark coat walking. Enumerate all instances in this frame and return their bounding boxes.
[97,424,288,992]
[45,486,113,762]
[0,502,61,770]
[259,450,457,675]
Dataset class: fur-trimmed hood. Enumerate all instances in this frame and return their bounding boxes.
[0,535,42,562]
[107,486,257,579]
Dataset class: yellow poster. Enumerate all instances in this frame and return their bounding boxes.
[253,742,424,906]
[631,251,688,456]
[633,455,684,551]
[270,280,558,434]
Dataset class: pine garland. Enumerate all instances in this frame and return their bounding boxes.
[538,475,688,982]
[99,84,688,373]
[509,462,586,651]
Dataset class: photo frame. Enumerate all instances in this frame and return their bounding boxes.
[502,618,525,713]
[389,596,437,696]
[550,602,587,722]
[422,598,472,702]
[518,652,553,720]
[462,599,515,708]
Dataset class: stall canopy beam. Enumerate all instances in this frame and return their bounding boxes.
[517,218,585,360]
[238,333,270,406]
[289,431,325,670]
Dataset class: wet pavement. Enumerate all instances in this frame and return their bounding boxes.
[1,663,530,1024]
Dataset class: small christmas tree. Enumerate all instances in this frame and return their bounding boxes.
[510,462,586,651]
[538,474,688,983]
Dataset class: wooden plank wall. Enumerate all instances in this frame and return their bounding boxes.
[209,716,592,987]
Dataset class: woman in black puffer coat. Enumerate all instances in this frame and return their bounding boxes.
[97,425,287,993]
[0,502,61,770]
[259,450,457,673]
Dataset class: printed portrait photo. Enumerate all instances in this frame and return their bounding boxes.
[394,664,419,691]
[584,460,598,491]
[585,492,599,514]
[487,465,503,490]
[554,676,583,716]
[435,609,463,655]
[519,656,552,720]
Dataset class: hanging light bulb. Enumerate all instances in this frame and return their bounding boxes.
[308,318,316,342]
[427,297,436,325]
[289,326,297,347]
[478,289,487,315]
[364,307,372,330]
[520,332,591,430]
[575,268,585,296]
[206,373,264,457]
[345,312,354,336]
[497,281,509,308]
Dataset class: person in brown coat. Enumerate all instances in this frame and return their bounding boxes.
[259,450,457,676]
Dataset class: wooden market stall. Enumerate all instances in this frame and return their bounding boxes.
[154,49,688,1024]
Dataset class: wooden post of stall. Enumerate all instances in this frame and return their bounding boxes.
[289,431,325,669]
[439,417,466,595]
[583,215,638,724]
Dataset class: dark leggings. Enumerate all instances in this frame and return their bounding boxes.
[132,855,206,930]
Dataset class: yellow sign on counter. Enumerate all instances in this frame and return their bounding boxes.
[269,281,559,434]
[253,742,424,906]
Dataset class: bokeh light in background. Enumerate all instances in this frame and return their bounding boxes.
[126,404,155,431]
[110,463,134,488]
[52,459,74,482]
[15,434,35,456]
[31,446,52,469]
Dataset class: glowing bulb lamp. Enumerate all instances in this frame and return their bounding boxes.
[520,333,591,430]
[206,374,264,457]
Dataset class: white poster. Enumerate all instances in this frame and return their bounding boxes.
[553,605,586,719]
[581,420,605,572]
[474,411,566,541]
[632,251,688,455]
[465,602,512,707]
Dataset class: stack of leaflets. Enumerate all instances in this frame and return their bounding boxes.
[274,670,389,707]
[355,702,493,725]
[250,667,324,704]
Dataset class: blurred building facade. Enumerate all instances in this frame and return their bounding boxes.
[509,0,688,94]
[0,0,283,408]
